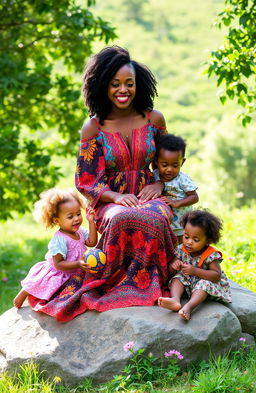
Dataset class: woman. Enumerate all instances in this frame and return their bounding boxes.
[29,46,177,321]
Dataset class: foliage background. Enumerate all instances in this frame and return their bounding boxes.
[0,0,116,220]
[91,0,256,209]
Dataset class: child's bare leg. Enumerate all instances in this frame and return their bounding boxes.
[179,289,208,321]
[158,278,184,311]
[13,289,28,308]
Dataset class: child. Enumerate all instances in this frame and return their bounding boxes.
[158,210,232,320]
[154,134,199,243]
[13,188,98,308]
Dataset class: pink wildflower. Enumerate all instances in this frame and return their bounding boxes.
[1,277,8,282]
[123,341,135,352]
[239,337,246,342]
[164,349,184,360]
[231,270,243,275]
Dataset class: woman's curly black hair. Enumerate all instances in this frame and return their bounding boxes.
[82,45,158,124]
[181,209,223,244]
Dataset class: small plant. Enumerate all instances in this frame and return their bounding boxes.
[106,341,184,391]
[164,350,184,380]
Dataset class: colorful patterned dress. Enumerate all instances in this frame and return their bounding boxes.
[171,245,232,303]
[29,112,177,321]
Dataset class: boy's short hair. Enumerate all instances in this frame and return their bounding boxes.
[156,134,186,157]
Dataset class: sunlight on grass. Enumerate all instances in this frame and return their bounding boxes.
[0,362,56,393]
[217,206,256,293]
[1,345,255,393]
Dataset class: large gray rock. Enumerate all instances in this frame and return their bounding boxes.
[227,280,256,336]
[1,295,254,385]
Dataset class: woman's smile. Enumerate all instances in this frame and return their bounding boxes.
[115,95,130,103]
[108,64,136,109]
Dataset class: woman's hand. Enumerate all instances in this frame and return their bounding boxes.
[137,182,164,203]
[113,193,140,207]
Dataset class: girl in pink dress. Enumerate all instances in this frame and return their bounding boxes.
[13,188,98,308]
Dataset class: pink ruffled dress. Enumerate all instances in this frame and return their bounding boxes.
[21,228,88,300]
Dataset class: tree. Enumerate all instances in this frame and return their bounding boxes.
[0,0,116,220]
[207,0,256,126]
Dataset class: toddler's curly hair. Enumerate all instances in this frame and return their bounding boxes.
[181,209,222,244]
[33,188,87,228]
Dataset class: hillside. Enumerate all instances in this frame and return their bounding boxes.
[90,0,255,207]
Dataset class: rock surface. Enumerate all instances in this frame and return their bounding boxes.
[227,280,256,336]
[0,280,255,385]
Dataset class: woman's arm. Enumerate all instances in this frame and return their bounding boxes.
[80,118,99,139]
[137,110,167,202]
[150,109,167,128]
[79,119,140,208]
[76,119,111,207]
[181,260,221,283]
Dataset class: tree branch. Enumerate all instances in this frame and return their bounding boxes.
[0,19,53,30]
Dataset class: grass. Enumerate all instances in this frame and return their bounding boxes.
[217,206,256,293]
[0,215,53,313]
[0,345,255,392]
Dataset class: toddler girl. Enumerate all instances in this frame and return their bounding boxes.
[13,188,98,308]
[154,134,199,243]
[158,209,231,320]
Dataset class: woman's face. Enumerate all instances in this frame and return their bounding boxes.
[108,64,136,110]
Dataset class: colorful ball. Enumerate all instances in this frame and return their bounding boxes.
[84,248,107,274]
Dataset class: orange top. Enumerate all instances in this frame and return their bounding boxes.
[182,245,222,268]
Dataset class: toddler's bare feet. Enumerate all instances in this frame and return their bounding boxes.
[13,290,28,308]
[158,297,181,311]
[178,304,192,321]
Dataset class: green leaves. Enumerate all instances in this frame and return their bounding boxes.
[0,0,116,220]
[206,0,256,125]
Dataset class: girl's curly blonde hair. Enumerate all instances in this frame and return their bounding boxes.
[33,188,87,228]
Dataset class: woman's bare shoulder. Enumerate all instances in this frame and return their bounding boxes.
[150,109,166,128]
[80,118,99,139]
